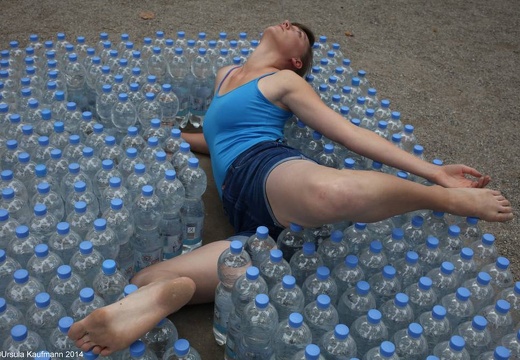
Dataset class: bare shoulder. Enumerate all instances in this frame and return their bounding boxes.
[260,69,308,100]
[216,65,235,82]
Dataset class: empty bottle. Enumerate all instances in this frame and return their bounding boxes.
[470,233,499,269]
[70,287,106,321]
[480,299,514,344]
[461,271,495,313]
[393,323,428,360]
[302,266,338,306]
[245,226,277,268]
[319,323,357,359]
[432,335,470,360]
[359,240,388,279]
[3,324,46,357]
[0,297,25,346]
[350,309,388,358]
[92,259,128,305]
[48,316,77,354]
[26,292,66,348]
[416,236,444,274]
[143,318,179,359]
[332,254,365,296]
[427,261,459,299]
[303,294,339,343]
[441,287,475,329]
[458,216,482,246]
[380,292,414,334]
[277,222,313,262]
[69,241,104,288]
[418,305,452,352]
[317,230,349,271]
[8,224,40,267]
[481,257,514,293]
[405,276,438,316]
[381,228,409,265]
[454,315,492,358]
[363,341,399,360]
[163,338,201,360]
[27,243,64,288]
[273,312,313,360]
[403,215,427,249]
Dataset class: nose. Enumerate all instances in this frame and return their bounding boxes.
[282,20,291,29]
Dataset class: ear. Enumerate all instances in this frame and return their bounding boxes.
[290,57,303,70]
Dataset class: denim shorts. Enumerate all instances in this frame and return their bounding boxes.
[222,140,314,240]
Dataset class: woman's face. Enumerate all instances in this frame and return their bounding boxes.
[264,20,310,60]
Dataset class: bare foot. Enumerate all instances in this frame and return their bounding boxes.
[448,187,514,222]
[68,277,196,356]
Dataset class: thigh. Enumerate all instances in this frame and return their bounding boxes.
[266,159,347,228]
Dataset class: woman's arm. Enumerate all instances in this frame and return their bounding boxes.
[271,70,488,188]
[181,132,209,155]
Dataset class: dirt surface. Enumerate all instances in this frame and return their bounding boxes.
[1,0,519,358]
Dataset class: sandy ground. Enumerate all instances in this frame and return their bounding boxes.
[1,0,518,358]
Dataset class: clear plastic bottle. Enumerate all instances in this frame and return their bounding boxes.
[48,264,85,311]
[171,142,194,173]
[427,261,459,299]
[331,254,365,296]
[393,251,422,290]
[236,293,279,359]
[461,271,495,313]
[393,322,428,360]
[273,312,313,360]
[458,216,482,246]
[290,242,324,287]
[500,329,520,358]
[320,323,357,359]
[470,233,499,269]
[244,226,276,268]
[292,343,326,360]
[100,135,124,166]
[69,241,104,288]
[369,265,402,308]
[96,84,118,128]
[415,236,443,274]
[213,240,252,345]
[142,318,179,359]
[363,341,399,360]
[180,196,204,253]
[317,230,349,271]
[478,346,512,360]
[48,316,77,354]
[29,203,59,243]
[260,248,293,290]
[404,276,437,316]
[432,335,470,360]
[30,164,62,201]
[267,275,304,322]
[480,299,514,344]
[32,184,65,227]
[27,243,64,288]
[92,259,128,305]
[481,256,514,293]
[448,247,477,285]
[163,128,185,161]
[1,169,29,203]
[1,187,32,224]
[143,119,169,147]
[70,287,106,321]
[302,266,339,306]
[303,294,339,343]
[418,305,452,353]
[111,92,137,137]
[3,324,46,356]
[381,228,409,265]
[497,282,520,324]
[63,134,85,163]
[61,162,93,200]
[157,84,179,128]
[26,292,66,347]
[454,315,492,358]
[317,143,340,169]
[122,339,158,360]
[0,248,21,296]
[0,209,21,253]
[358,240,388,279]
[350,309,388,358]
[126,163,153,202]
[337,280,376,327]
[8,224,40,267]
[441,287,475,329]
[380,292,414,334]
[132,185,163,271]
[277,222,313,262]
[0,297,25,346]
[100,176,131,214]
[424,211,448,240]
[66,200,97,240]
[163,338,201,360]
[138,92,162,130]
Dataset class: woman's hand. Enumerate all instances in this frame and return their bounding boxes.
[433,164,491,188]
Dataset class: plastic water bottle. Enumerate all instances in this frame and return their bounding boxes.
[418,305,452,352]
[1,170,29,203]
[303,294,339,343]
[380,292,414,334]
[454,315,492,358]
[319,323,357,359]
[461,272,495,313]
[369,265,401,308]
[286,119,312,150]
[268,275,305,322]
[302,266,338,306]
[138,92,162,130]
[85,218,119,261]
[100,177,131,214]
[111,92,137,138]
[27,243,63,288]
[26,292,66,347]
[70,287,106,321]
[392,322,428,360]
[317,230,349,271]
[48,264,85,312]
[497,282,520,324]
[122,339,158,360]
[277,222,313,262]
[404,276,438,316]
[425,211,448,239]
[143,119,169,146]
[47,316,77,354]
[180,196,204,253]
[92,259,128,305]
[163,338,202,360]
[126,163,153,202]
[358,240,388,279]
[0,297,25,345]
[331,254,365,295]
[61,163,93,200]
[317,143,340,169]
[31,183,65,226]
[290,242,324,287]
[69,241,105,288]
[470,233,499,269]
[478,346,512,360]
[500,329,520,358]
[350,309,388,358]
[9,225,40,267]
[244,226,277,268]
[3,324,46,356]
[0,209,20,250]
[213,240,252,345]
[480,299,514,344]
[29,204,59,243]
[393,251,422,290]
[118,146,143,179]
[0,249,21,297]
[427,261,459,298]
[381,228,409,265]
[272,312,313,360]
[441,287,475,329]
[403,215,427,249]
[63,134,85,163]
[432,335,470,359]
[457,216,482,246]
[236,293,279,359]
[142,318,179,359]
[415,236,443,274]
[481,256,514,293]
[448,247,477,285]
[96,84,118,128]
[132,185,163,271]
[100,136,124,165]
[1,187,32,224]
[157,84,179,128]
[363,341,399,360]
[292,343,326,360]
[337,280,376,327]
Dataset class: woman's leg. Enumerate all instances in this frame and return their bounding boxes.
[68,240,230,355]
[266,160,512,228]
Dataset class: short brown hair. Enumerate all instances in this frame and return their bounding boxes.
[292,22,315,77]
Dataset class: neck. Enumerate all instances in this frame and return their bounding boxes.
[241,40,291,74]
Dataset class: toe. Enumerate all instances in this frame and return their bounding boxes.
[68,322,86,341]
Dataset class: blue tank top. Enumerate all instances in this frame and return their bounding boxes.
[203,67,293,198]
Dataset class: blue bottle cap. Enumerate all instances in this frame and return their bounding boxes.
[270,249,283,262]
[246,266,260,280]
[370,240,383,253]
[282,275,296,289]
[496,299,510,314]
[288,312,303,328]
[395,293,409,307]
[356,281,370,295]
[334,324,349,340]
[456,287,471,301]
[102,259,117,275]
[289,223,303,232]
[472,315,487,330]
[304,344,321,360]
[441,261,455,274]
[496,256,510,270]
[316,294,331,309]
[11,324,28,342]
[477,272,491,286]
[255,294,269,308]
[59,316,74,333]
[432,305,447,320]
[380,341,395,357]
[129,340,146,357]
[303,242,315,255]
[367,309,382,324]
[419,276,433,290]
[426,236,439,248]
[230,240,243,254]
[383,265,396,278]
[481,233,495,245]
[460,247,473,260]
[57,265,72,279]
[79,241,93,255]
[448,225,460,237]
[35,292,51,308]
[494,346,511,360]
[174,339,190,356]
[408,323,423,338]
[449,335,465,352]
[406,251,419,264]
[34,243,49,257]
[124,284,138,297]
[345,254,358,268]
[316,266,330,280]
[80,287,95,302]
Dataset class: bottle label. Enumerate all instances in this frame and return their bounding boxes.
[184,222,202,245]
[134,248,163,271]
[163,234,183,259]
